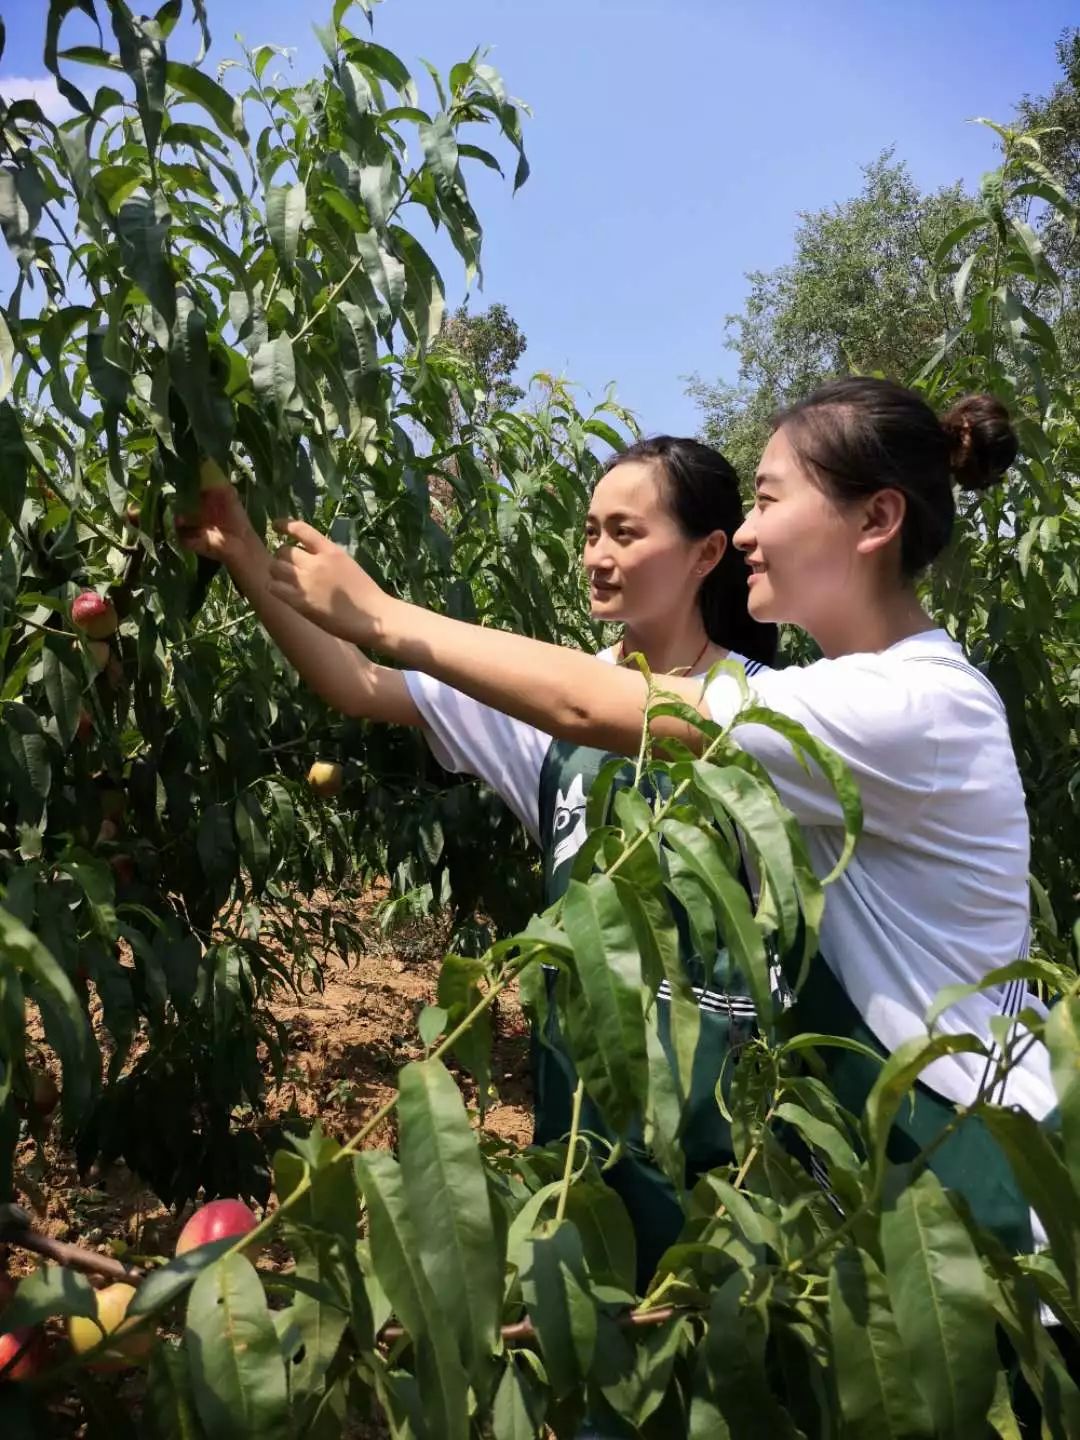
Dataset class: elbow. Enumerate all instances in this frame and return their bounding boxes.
[551,693,619,749]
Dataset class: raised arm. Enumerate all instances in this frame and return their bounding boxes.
[264,520,706,753]
[177,491,420,727]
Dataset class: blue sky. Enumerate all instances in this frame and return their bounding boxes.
[2,0,1076,434]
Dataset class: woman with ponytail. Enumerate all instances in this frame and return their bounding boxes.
[258,375,1056,1257]
[180,433,776,1274]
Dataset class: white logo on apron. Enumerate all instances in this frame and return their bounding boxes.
[552,772,587,870]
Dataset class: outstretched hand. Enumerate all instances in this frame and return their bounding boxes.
[175,483,256,565]
[268,520,390,646]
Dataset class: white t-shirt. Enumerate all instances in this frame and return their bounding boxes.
[405,648,766,844]
[704,628,1052,1115]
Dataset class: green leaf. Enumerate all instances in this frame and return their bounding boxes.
[829,1245,933,1438]
[4,702,50,807]
[691,760,801,957]
[659,818,773,1023]
[933,215,987,266]
[338,299,378,392]
[250,335,297,414]
[396,1058,502,1372]
[564,1180,636,1292]
[390,226,445,347]
[1045,995,1080,1203]
[42,638,83,749]
[435,952,492,1094]
[342,38,418,105]
[881,1169,997,1439]
[130,1237,243,1318]
[0,401,28,523]
[165,60,247,143]
[234,792,270,891]
[111,4,165,160]
[354,1150,470,1440]
[0,905,95,1126]
[116,193,175,329]
[265,181,305,268]
[864,1031,986,1182]
[689,1270,800,1438]
[145,1343,203,1440]
[417,1003,447,1047]
[185,1253,289,1440]
[197,802,236,889]
[0,309,14,404]
[520,1221,596,1399]
[612,852,697,1102]
[561,875,648,1133]
[169,294,233,460]
[0,1261,98,1329]
[492,1353,548,1440]
[980,1106,1079,1293]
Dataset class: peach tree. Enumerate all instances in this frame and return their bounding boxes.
[0,0,632,1206]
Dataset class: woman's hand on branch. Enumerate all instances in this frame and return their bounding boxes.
[267,520,391,646]
[176,483,258,567]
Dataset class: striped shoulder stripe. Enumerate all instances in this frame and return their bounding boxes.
[657,978,758,1016]
[901,654,1006,712]
[743,659,766,676]
[977,932,1032,1102]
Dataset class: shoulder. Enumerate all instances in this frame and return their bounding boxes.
[757,631,999,724]
[710,630,1005,767]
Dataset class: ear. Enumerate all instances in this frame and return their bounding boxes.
[695,528,728,578]
[855,488,906,558]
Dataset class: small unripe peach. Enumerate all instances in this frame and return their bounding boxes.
[306,762,343,798]
[68,1283,153,1371]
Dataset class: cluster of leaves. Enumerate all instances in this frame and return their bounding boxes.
[0,0,632,1205]
[3,669,1079,1438]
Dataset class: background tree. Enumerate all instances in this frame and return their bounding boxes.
[687,154,977,483]
[438,299,527,418]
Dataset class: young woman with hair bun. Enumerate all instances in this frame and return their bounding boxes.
[264,374,1055,1254]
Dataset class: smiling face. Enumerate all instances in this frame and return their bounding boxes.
[734,425,868,637]
[583,460,723,628]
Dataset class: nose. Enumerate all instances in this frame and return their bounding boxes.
[584,535,615,574]
[733,515,755,554]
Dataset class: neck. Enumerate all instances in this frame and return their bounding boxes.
[620,611,714,674]
[813,582,936,659]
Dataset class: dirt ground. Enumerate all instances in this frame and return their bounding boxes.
[3,890,535,1432]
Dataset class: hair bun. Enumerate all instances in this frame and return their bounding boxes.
[940,394,1018,492]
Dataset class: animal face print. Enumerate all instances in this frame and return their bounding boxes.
[552,772,588,871]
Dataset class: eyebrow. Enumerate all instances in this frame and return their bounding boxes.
[585,509,644,524]
[753,472,780,491]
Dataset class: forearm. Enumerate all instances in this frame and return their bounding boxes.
[373,599,704,753]
[228,538,415,724]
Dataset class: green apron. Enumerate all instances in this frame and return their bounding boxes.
[534,739,1034,1287]
[535,739,758,1285]
[788,954,1034,1253]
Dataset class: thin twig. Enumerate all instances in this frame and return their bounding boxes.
[0,1226,143,1285]
[380,1303,685,1347]
[554,1080,585,1225]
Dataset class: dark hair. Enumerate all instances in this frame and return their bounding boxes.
[773,377,1018,575]
[602,436,778,667]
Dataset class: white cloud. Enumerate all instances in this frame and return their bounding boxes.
[2,76,69,122]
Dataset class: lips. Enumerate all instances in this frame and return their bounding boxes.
[590,581,620,599]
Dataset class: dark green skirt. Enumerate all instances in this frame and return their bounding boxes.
[532,954,1034,1289]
